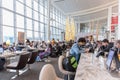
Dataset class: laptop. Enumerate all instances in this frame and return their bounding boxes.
[106,49,115,70]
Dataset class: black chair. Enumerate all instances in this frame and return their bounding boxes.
[6,53,30,76]
[27,50,38,69]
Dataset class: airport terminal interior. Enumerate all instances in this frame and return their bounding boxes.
[0,0,120,80]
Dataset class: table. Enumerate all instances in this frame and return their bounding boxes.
[75,53,120,80]
[0,51,28,68]
[0,51,27,58]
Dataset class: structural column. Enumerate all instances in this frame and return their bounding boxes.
[24,0,27,42]
[13,0,17,43]
[118,0,120,39]
[0,0,3,44]
[107,6,112,41]
[47,0,51,40]
[32,0,34,40]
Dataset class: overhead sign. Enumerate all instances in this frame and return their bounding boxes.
[111,16,118,25]
[111,15,118,32]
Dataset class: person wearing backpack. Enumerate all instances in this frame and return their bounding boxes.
[62,37,89,80]
[70,37,89,63]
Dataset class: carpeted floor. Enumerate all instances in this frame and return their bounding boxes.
[0,57,63,80]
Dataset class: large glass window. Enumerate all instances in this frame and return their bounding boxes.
[26,7,32,18]
[16,15,24,28]
[33,1,38,11]
[27,30,33,39]
[40,23,44,32]
[40,15,44,22]
[26,0,32,8]
[1,0,65,42]
[34,21,39,31]
[16,1,24,15]
[26,19,32,30]
[34,32,39,39]
[40,5,44,14]
[2,0,13,10]
[45,8,47,16]
[18,0,24,3]
[2,9,14,26]
[34,11,38,21]
[41,33,44,41]
[3,26,14,43]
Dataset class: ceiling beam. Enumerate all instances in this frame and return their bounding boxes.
[75,16,107,23]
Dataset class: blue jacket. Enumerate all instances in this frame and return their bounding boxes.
[70,43,85,63]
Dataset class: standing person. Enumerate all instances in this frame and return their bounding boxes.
[70,37,89,63]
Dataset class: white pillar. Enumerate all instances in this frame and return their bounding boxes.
[118,0,120,39]
[107,7,112,41]
[0,0,3,44]
[47,0,51,41]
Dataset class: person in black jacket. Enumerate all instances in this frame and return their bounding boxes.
[97,39,113,57]
[101,39,113,52]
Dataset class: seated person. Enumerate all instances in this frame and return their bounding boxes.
[39,43,52,60]
[3,42,8,50]
[70,37,89,63]
[97,39,114,57]
[54,43,62,56]
[26,39,30,45]
[9,43,16,52]
[100,39,113,52]
[51,38,56,46]
[40,41,47,49]
[62,42,67,51]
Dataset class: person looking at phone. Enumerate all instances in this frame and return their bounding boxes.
[70,37,89,63]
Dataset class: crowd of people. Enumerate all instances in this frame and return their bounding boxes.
[0,38,69,70]
[61,35,120,80]
[1,36,120,79]
[69,35,120,71]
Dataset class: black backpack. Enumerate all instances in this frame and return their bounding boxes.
[62,56,78,72]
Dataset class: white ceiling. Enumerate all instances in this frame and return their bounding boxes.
[52,0,117,13]
[74,5,118,22]
[52,0,118,22]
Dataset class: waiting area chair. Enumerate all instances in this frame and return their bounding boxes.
[39,64,63,80]
[27,50,38,69]
[58,55,75,80]
[6,53,30,76]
